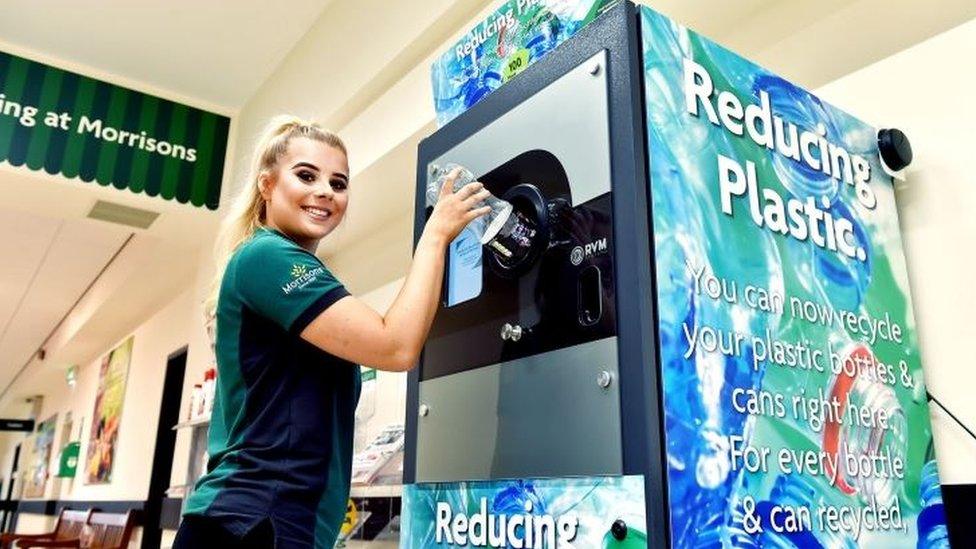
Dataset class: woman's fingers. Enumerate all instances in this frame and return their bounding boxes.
[454,181,484,200]
[466,205,492,221]
[464,188,492,206]
[440,167,463,197]
[427,176,492,241]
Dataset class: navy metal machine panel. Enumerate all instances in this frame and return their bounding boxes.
[415,46,621,481]
[406,2,669,545]
[420,51,616,382]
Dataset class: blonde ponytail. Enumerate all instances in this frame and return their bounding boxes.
[205,116,347,317]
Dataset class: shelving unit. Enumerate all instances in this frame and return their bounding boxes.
[167,414,211,518]
[171,317,217,517]
[172,416,211,430]
[350,484,402,499]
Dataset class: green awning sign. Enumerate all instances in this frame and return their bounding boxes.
[0,51,229,210]
[57,441,80,478]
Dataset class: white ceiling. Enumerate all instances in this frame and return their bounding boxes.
[0,162,218,406]
[0,209,129,394]
[0,0,336,111]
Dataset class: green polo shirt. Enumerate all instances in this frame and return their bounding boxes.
[184,227,360,548]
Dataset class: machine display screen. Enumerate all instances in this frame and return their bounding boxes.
[446,226,483,306]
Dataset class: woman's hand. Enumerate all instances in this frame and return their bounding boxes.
[423,168,492,245]
[300,168,492,372]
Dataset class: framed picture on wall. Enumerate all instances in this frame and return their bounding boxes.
[85,336,134,484]
[24,414,57,498]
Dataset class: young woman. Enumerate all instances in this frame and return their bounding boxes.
[174,116,490,548]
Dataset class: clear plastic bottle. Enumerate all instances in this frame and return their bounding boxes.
[202,368,216,418]
[189,384,202,421]
[427,162,547,269]
[426,163,512,245]
[832,357,906,503]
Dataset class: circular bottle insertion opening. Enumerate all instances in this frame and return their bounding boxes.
[486,184,550,278]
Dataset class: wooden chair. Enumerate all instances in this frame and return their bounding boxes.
[15,511,135,549]
[0,509,92,549]
[82,512,135,549]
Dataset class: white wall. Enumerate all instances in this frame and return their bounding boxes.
[0,287,195,503]
[816,19,976,484]
[354,278,409,451]
[0,286,199,546]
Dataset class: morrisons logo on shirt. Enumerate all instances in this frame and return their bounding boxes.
[282,264,324,295]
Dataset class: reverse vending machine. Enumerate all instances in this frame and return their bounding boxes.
[402,3,945,548]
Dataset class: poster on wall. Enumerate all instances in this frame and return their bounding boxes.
[23,414,57,498]
[641,7,946,547]
[85,336,133,484]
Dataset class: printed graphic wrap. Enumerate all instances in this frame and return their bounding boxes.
[641,7,946,547]
[431,0,618,126]
[402,476,647,547]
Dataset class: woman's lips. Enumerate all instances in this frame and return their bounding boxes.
[301,205,332,222]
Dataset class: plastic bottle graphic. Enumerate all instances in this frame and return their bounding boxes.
[431,56,465,124]
[543,0,596,38]
[709,474,855,549]
[916,460,949,549]
[813,341,910,530]
[523,16,560,61]
[764,474,855,549]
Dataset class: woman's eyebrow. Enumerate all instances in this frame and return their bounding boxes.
[291,162,319,171]
[331,172,349,183]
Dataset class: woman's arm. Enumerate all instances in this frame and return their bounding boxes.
[300,170,490,371]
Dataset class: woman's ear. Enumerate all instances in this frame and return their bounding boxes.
[258,172,274,201]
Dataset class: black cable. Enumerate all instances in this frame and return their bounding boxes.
[928,391,976,443]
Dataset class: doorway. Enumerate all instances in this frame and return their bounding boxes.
[141,346,187,549]
[0,443,20,532]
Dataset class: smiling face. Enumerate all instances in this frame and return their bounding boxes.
[259,137,350,251]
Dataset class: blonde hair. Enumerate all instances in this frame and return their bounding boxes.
[205,115,347,316]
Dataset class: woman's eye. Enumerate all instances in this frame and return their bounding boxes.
[297,171,315,183]
[330,179,348,191]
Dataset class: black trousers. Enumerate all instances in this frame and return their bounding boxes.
[173,515,275,548]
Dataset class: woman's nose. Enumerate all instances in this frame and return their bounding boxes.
[314,182,334,199]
